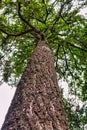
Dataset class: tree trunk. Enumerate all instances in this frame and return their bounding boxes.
[1,41,68,130]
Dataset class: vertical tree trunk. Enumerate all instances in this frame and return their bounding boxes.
[1,41,68,130]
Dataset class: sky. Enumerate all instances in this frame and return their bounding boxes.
[0,1,87,129]
[0,83,16,128]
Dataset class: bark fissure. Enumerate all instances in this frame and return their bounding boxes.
[1,41,68,130]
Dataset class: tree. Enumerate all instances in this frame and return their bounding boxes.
[1,41,68,130]
[0,0,87,129]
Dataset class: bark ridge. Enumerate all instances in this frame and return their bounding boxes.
[1,41,68,130]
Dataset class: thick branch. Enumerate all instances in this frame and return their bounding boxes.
[17,2,45,41]
[0,28,33,37]
[0,28,45,42]
[17,2,35,30]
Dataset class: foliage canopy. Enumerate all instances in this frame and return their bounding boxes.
[0,0,87,129]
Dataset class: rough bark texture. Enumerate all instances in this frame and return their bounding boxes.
[1,41,68,130]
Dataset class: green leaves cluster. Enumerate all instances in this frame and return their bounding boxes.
[63,98,87,130]
[0,0,87,94]
[0,0,87,128]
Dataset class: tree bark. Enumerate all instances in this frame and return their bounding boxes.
[1,41,68,130]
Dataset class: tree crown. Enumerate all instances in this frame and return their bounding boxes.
[0,0,87,102]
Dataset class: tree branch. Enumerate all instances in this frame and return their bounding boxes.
[74,37,87,49]
[67,44,78,68]
[17,2,45,41]
[0,28,33,37]
[42,0,49,23]
[62,46,68,71]
[17,2,35,30]
[1,35,9,49]
[53,0,72,25]
[29,15,45,24]
[55,44,61,57]
[67,42,87,52]
[0,29,9,36]
[55,44,61,70]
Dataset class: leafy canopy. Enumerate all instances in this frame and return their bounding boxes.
[0,0,87,102]
[0,0,87,129]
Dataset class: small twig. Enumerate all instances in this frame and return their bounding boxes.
[1,35,9,49]
[55,44,61,69]
[74,37,87,49]
[67,43,79,69]
[55,44,60,57]
[62,46,68,71]
[54,0,72,24]
[43,0,49,23]
[29,15,45,24]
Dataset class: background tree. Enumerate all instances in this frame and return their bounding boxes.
[0,0,87,129]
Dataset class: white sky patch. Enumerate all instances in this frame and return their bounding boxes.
[0,8,6,15]
[12,0,17,2]
[59,79,69,98]
[79,7,87,17]
[0,83,16,128]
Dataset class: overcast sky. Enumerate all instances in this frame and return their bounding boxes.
[0,83,16,128]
